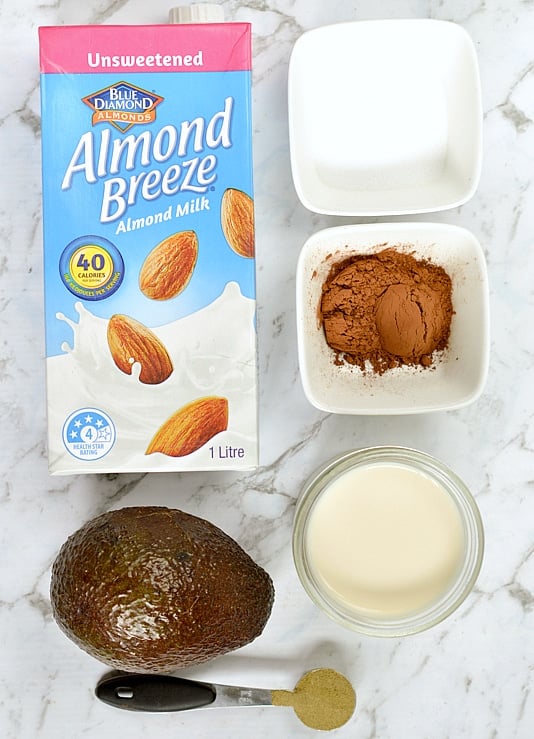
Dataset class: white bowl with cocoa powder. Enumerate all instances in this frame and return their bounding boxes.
[296,222,489,414]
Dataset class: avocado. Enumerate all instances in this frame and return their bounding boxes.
[50,507,274,673]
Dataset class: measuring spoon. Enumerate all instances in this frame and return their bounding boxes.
[96,667,356,731]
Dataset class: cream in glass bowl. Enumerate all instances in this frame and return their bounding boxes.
[293,446,484,637]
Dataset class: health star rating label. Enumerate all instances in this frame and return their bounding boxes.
[62,408,116,461]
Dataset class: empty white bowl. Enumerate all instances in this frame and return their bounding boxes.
[296,222,490,414]
[288,19,483,215]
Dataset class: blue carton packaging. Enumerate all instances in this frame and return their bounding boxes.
[39,23,258,473]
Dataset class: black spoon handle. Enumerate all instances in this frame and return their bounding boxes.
[96,673,216,712]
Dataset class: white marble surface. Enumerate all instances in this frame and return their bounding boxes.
[1,0,533,737]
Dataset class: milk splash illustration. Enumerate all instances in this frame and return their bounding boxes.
[47,283,257,473]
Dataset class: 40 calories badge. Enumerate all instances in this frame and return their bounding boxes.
[59,235,124,300]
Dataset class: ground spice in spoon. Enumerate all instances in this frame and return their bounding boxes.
[272,668,356,731]
[320,247,453,374]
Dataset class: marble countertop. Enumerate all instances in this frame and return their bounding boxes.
[1,1,533,737]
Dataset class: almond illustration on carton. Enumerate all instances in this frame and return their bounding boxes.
[107,314,173,385]
[221,188,255,258]
[139,230,198,300]
[146,396,229,457]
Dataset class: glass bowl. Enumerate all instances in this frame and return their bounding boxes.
[293,446,484,637]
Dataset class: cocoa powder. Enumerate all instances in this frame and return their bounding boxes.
[320,247,453,374]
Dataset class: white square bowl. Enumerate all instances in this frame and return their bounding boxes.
[288,19,483,216]
[296,222,490,414]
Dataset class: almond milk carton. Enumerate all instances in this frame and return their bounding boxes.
[39,14,258,473]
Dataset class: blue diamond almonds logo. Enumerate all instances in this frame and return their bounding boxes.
[82,81,164,132]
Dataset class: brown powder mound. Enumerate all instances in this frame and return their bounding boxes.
[320,247,453,373]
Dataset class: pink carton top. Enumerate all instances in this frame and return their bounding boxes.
[39,23,251,74]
